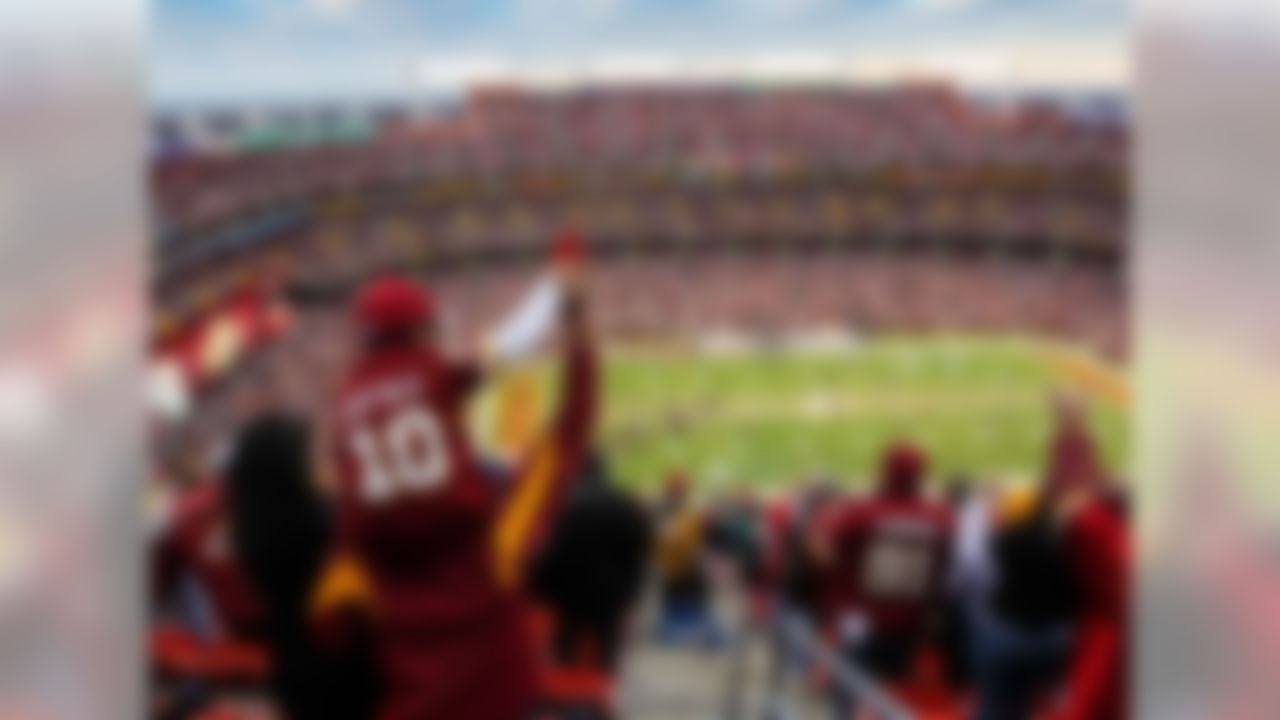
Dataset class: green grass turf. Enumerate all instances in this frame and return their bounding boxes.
[591,336,1128,493]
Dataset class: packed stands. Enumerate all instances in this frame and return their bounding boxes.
[151,83,1125,355]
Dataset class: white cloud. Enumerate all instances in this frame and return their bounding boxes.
[312,0,360,19]
[410,36,1127,93]
[740,0,831,18]
[413,55,515,90]
[516,0,624,22]
[845,38,1129,89]
[910,0,982,15]
[584,54,682,83]
[738,51,845,82]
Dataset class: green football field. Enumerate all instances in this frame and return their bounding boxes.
[592,336,1128,493]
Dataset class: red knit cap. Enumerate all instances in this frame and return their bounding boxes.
[881,441,927,497]
[354,275,434,334]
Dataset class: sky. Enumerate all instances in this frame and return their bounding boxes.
[151,0,1128,107]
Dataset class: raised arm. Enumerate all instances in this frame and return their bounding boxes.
[547,256,596,465]
[491,235,598,589]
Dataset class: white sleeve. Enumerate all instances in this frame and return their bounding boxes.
[484,275,563,365]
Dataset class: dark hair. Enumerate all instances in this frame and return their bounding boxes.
[225,411,381,718]
[362,323,428,353]
[225,413,327,613]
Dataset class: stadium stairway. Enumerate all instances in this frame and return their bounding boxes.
[617,571,835,720]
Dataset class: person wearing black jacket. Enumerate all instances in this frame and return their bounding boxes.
[530,452,652,717]
[225,412,379,720]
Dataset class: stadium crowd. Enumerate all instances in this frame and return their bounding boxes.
[152,84,1122,230]
[148,84,1128,720]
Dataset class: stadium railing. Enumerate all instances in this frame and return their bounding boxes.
[721,609,915,720]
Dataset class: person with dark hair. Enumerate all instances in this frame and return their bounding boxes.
[530,452,652,719]
[225,412,378,720]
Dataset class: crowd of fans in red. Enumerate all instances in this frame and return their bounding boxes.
[148,263,1128,720]
[148,84,1128,720]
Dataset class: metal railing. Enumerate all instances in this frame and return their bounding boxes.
[721,608,915,720]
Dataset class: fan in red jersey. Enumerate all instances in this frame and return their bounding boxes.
[1038,396,1129,720]
[815,441,953,714]
[316,232,596,720]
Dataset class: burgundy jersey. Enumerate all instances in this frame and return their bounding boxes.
[333,347,501,626]
[825,496,952,636]
[332,338,596,720]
